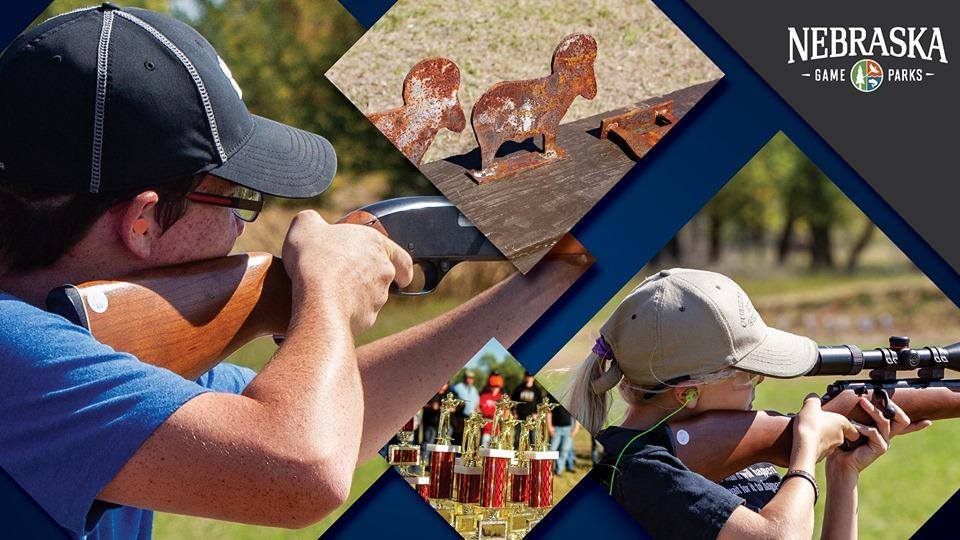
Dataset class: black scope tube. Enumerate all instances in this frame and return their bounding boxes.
[808,342,960,376]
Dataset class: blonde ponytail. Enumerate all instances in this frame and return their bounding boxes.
[566,351,618,435]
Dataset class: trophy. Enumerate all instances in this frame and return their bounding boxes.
[509,415,537,505]
[453,411,486,534]
[388,417,431,501]
[523,398,560,528]
[477,395,520,539]
[388,417,420,469]
[427,393,463,522]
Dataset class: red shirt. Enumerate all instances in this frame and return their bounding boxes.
[479,389,503,435]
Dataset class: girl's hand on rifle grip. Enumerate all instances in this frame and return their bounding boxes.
[793,393,861,465]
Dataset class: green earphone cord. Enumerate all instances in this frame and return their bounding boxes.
[607,392,694,496]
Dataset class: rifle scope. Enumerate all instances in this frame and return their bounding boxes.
[809,336,960,376]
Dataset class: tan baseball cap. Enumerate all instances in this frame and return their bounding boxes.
[597,268,817,390]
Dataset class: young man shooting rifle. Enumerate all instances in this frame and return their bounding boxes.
[0,6,587,538]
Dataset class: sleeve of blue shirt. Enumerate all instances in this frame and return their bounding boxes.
[0,294,255,538]
[195,362,257,393]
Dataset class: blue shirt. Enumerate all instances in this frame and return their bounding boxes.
[450,382,480,415]
[0,293,256,539]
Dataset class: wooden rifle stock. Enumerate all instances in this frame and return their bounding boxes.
[47,252,291,380]
[672,385,960,481]
[45,202,588,379]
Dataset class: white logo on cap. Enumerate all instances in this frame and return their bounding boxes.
[738,291,758,328]
[217,55,243,100]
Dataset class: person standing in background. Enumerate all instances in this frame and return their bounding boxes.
[479,371,506,447]
[511,372,543,422]
[549,405,578,474]
[511,372,544,445]
[451,371,479,444]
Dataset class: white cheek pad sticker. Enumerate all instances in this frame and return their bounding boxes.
[675,428,691,446]
[86,290,109,314]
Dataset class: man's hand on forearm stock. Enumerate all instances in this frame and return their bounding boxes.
[354,255,590,462]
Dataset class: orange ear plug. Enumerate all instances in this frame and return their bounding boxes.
[133,218,149,235]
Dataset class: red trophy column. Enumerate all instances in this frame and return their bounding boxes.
[478,448,513,509]
[427,443,460,501]
[508,464,530,505]
[454,458,483,505]
[524,450,559,508]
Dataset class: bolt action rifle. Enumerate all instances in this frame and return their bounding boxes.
[669,336,960,481]
[44,195,587,380]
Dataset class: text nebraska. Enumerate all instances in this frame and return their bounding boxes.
[788,27,947,64]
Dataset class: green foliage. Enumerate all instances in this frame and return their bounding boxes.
[37,0,427,205]
[455,351,527,393]
[702,133,869,268]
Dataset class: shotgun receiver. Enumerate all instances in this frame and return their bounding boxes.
[45,196,583,379]
[672,336,960,481]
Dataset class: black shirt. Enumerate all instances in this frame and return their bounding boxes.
[422,392,443,428]
[551,406,573,428]
[510,384,544,419]
[593,424,778,539]
[716,462,780,512]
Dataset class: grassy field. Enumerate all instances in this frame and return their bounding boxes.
[327,0,721,163]
[539,242,960,539]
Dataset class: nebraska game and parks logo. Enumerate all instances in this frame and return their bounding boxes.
[850,59,883,92]
[787,27,948,92]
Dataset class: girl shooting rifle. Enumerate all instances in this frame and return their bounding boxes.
[568,268,929,540]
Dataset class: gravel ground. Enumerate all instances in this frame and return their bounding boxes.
[326,0,722,163]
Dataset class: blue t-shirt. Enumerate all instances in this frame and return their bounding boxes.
[450,382,480,415]
[0,293,256,539]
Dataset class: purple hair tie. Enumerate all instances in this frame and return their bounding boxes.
[593,335,614,359]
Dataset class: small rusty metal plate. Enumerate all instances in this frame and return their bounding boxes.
[468,33,598,184]
[367,57,466,166]
[600,100,675,160]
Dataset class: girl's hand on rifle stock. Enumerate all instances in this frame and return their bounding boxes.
[826,397,932,476]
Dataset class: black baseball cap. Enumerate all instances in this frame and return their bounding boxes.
[0,4,336,197]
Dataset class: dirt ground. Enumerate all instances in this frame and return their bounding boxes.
[326,0,721,163]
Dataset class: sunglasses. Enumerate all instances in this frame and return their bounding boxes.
[185,186,264,222]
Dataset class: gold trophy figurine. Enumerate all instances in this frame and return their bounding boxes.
[461,412,486,466]
[517,415,537,464]
[499,415,520,451]
[489,394,521,449]
[534,397,560,451]
[437,392,463,445]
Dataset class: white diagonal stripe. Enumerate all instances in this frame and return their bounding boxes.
[89,10,115,193]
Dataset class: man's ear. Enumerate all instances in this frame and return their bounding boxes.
[673,386,701,409]
[117,191,160,260]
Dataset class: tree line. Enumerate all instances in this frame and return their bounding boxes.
[657,133,876,271]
